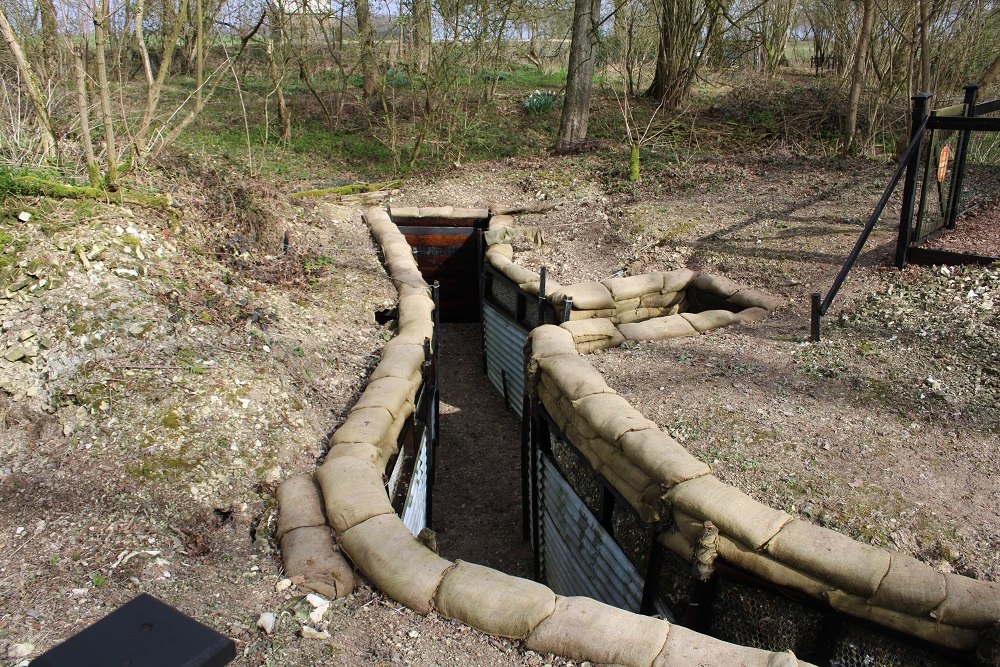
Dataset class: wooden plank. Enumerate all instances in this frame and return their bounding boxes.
[404,235,475,249]
[392,217,488,228]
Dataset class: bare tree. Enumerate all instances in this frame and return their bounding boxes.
[0,7,58,159]
[842,0,875,154]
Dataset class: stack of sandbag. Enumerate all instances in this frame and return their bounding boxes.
[526,323,1000,654]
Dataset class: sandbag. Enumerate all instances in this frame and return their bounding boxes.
[560,318,619,343]
[316,456,394,533]
[489,214,515,228]
[736,307,770,324]
[550,282,616,311]
[387,205,419,218]
[398,293,435,326]
[575,331,625,354]
[688,273,742,298]
[339,514,453,615]
[661,269,697,293]
[573,393,658,446]
[658,528,695,562]
[485,243,513,260]
[520,279,563,298]
[765,519,891,598]
[538,355,615,401]
[498,261,540,286]
[370,341,426,385]
[525,596,670,667]
[614,307,677,325]
[680,309,738,333]
[618,315,698,341]
[613,297,643,312]
[435,561,556,639]
[280,525,355,599]
[667,475,792,550]
[602,273,665,301]
[716,535,833,600]
[654,625,799,667]
[276,474,327,540]
[391,268,428,291]
[398,282,431,300]
[364,207,392,225]
[325,441,383,467]
[566,307,617,321]
[393,318,435,346]
[727,288,784,312]
[618,428,710,488]
[528,329,575,393]
[330,406,395,449]
[452,207,489,219]
[826,590,980,651]
[932,573,1000,629]
[417,206,454,218]
[639,291,684,308]
[869,552,947,616]
[351,376,417,421]
[386,257,418,277]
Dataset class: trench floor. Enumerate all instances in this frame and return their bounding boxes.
[432,323,534,578]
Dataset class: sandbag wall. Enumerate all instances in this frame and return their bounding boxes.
[483,215,782,350]
[480,213,999,665]
[526,323,1000,663]
[279,206,820,667]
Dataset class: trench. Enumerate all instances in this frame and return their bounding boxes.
[395,212,533,577]
[432,323,533,577]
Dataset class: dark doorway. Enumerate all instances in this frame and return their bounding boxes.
[391,213,487,323]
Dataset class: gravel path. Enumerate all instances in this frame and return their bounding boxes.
[432,323,534,578]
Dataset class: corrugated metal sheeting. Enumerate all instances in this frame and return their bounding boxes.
[483,301,528,417]
[539,455,645,612]
[401,429,431,536]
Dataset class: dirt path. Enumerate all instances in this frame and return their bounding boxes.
[432,323,534,579]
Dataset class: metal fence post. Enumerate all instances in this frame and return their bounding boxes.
[895,92,932,269]
[810,292,822,342]
[946,84,980,229]
[561,296,573,323]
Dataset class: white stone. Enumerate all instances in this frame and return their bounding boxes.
[300,626,330,640]
[256,612,276,635]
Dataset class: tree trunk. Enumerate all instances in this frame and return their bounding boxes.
[72,45,102,187]
[556,0,600,152]
[979,51,1000,91]
[134,0,190,154]
[917,0,931,93]
[93,0,119,186]
[0,8,58,159]
[646,0,717,110]
[354,0,377,100]
[412,0,431,73]
[842,0,875,155]
[267,39,291,143]
[38,0,59,80]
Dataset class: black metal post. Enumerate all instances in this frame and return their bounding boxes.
[810,292,822,342]
[561,296,573,323]
[427,282,441,530]
[895,92,932,269]
[639,537,665,616]
[521,393,531,541]
[538,266,547,327]
[946,84,979,229]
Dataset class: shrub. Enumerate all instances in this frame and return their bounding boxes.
[522,90,559,114]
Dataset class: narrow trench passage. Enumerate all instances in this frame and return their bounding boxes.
[432,323,534,579]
